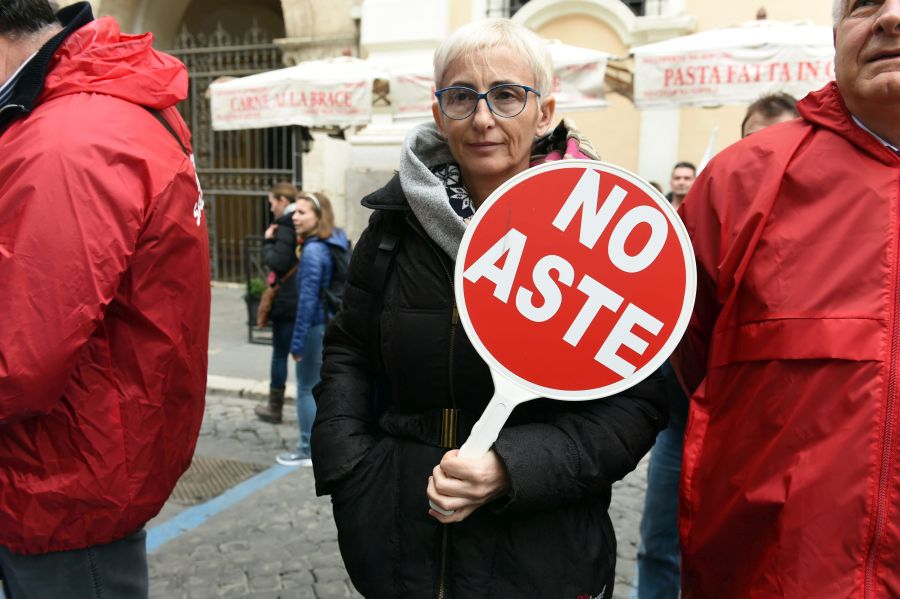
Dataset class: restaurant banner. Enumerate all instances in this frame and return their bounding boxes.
[631,21,835,109]
[210,58,381,130]
[634,45,834,109]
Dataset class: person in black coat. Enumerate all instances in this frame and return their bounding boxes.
[312,19,668,599]
[255,181,299,424]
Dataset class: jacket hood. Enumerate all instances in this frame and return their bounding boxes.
[305,228,350,251]
[326,228,350,250]
[40,15,187,110]
[798,82,898,165]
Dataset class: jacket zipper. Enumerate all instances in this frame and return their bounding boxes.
[437,525,450,599]
[405,216,457,599]
[449,305,459,407]
[864,193,900,598]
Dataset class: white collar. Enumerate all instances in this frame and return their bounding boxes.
[851,114,899,152]
[0,51,39,103]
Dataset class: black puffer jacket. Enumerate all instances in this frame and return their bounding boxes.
[262,210,298,322]
[312,174,668,599]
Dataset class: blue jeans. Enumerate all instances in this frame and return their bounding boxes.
[270,318,294,390]
[632,421,685,599]
[295,324,324,456]
[0,529,147,599]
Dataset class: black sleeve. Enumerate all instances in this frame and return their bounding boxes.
[311,210,386,496]
[263,224,297,275]
[493,371,668,512]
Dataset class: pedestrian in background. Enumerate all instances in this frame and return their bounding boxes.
[276,191,349,467]
[674,0,900,595]
[0,1,209,597]
[255,181,300,424]
[740,92,799,138]
[665,161,695,209]
[311,18,667,598]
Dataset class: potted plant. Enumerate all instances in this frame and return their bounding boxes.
[244,276,267,327]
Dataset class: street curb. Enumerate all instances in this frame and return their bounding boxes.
[206,374,297,402]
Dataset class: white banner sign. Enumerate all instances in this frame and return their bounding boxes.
[634,45,834,109]
[211,79,372,130]
[209,57,383,130]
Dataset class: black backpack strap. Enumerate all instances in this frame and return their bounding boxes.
[371,211,404,294]
[146,107,190,157]
[370,210,406,416]
[321,243,346,323]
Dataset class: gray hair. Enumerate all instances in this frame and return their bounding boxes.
[0,0,57,38]
[433,19,554,96]
[832,0,844,25]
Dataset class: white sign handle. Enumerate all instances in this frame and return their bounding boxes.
[430,368,538,516]
[459,369,538,458]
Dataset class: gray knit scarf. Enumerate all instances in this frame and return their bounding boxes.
[398,122,466,258]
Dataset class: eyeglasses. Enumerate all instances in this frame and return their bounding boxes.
[434,84,541,120]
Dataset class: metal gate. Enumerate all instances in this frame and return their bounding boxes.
[169,22,305,282]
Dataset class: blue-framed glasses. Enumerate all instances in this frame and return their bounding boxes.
[434,84,541,120]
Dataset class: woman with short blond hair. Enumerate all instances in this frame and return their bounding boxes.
[312,19,666,597]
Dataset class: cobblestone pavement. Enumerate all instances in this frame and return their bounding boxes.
[149,393,650,598]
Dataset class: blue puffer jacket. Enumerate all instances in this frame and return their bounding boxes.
[291,228,349,356]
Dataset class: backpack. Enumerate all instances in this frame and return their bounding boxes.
[321,241,352,320]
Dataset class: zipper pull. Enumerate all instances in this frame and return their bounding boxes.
[451,304,459,325]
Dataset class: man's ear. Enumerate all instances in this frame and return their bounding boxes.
[536,96,556,136]
[432,100,445,135]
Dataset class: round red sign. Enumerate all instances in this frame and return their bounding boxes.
[456,160,696,400]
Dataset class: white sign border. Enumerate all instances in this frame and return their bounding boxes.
[454,159,697,401]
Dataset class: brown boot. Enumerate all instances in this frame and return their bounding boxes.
[255,388,285,424]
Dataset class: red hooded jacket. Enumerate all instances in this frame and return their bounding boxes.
[0,12,210,554]
[674,83,900,597]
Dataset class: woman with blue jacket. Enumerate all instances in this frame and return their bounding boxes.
[276,191,349,467]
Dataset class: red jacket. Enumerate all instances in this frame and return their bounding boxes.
[0,15,210,554]
[674,83,900,597]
